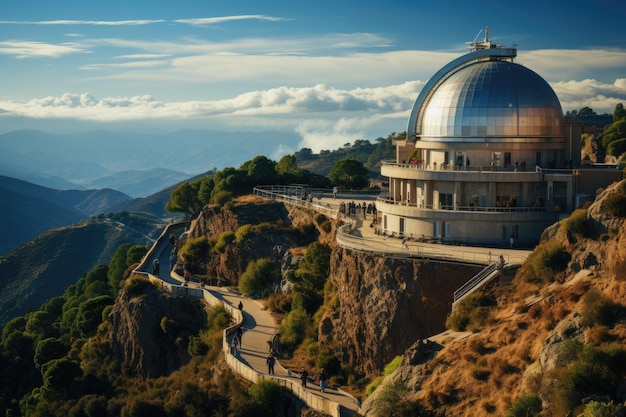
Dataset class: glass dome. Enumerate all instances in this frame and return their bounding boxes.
[420,60,564,139]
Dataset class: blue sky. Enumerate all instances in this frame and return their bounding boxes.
[1,0,625,152]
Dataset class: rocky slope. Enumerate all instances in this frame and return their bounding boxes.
[325,252,480,375]
[107,281,207,378]
[361,179,626,416]
[185,196,325,285]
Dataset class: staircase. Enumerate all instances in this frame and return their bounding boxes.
[452,262,501,309]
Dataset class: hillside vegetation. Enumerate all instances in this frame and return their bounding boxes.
[0,213,165,326]
[363,179,626,417]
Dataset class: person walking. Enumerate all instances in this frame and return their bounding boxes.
[236,327,243,348]
[231,336,239,356]
[319,368,327,393]
[301,368,308,388]
[266,354,276,375]
[238,301,243,312]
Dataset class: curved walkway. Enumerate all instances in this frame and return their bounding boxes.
[133,223,360,417]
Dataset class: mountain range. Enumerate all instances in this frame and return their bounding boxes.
[0,128,301,196]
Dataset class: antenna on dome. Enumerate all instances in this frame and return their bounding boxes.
[467,25,501,52]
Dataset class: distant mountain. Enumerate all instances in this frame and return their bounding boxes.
[0,175,131,215]
[0,216,165,325]
[0,176,133,254]
[0,187,84,254]
[79,167,190,198]
[0,128,301,195]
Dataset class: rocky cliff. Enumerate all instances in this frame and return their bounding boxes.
[325,251,480,375]
[107,281,207,378]
[185,196,323,285]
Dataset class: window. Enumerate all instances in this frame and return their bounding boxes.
[440,193,454,210]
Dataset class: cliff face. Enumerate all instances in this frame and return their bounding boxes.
[326,249,480,375]
[107,284,207,378]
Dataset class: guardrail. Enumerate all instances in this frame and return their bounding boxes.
[452,263,499,308]
[254,185,530,265]
[253,185,341,220]
[131,224,346,417]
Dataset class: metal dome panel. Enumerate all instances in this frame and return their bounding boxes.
[420,60,564,140]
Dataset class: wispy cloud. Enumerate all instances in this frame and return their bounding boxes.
[0,41,85,58]
[174,15,288,26]
[0,15,285,27]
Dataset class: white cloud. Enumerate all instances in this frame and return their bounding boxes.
[0,41,85,58]
[551,78,626,113]
[173,16,287,26]
[0,15,285,27]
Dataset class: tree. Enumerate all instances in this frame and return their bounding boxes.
[243,155,278,185]
[238,258,279,297]
[328,158,370,189]
[297,242,331,291]
[613,103,626,122]
[197,176,215,205]
[41,358,82,400]
[166,182,200,215]
[578,106,596,117]
[34,338,68,370]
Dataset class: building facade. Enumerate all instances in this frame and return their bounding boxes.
[378,29,620,247]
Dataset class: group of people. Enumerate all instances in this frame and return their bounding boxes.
[298,368,327,393]
[263,357,327,393]
[338,201,377,220]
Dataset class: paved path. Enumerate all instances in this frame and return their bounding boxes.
[209,288,361,415]
[139,224,361,416]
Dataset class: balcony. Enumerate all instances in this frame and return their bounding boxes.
[380,160,543,183]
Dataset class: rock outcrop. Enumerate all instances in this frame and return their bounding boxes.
[184,197,323,285]
[107,282,207,378]
[326,250,480,375]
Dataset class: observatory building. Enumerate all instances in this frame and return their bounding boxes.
[378,28,620,247]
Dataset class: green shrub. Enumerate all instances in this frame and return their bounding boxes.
[207,304,229,331]
[520,240,571,283]
[248,380,288,416]
[383,356,402,376]
[213,232,235,253]
[235,224,254,241]
[238,258,279,297]
[365,356,404,397]
[562,209,593,238]
[579,400,618,417]
[123,277,155,298]
[278,307,310,349]
[550,343,626,413]
[506,393,542,417]
[371,381,432,416]
[581,288,619,327]
[446,292,495,331]
[211,190,233,206]
[187,336,210,356]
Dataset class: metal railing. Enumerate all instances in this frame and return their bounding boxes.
[452,263,500,307]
